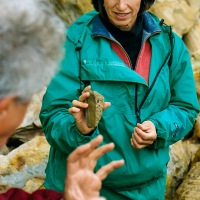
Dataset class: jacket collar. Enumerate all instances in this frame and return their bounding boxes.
[92,12,161,43]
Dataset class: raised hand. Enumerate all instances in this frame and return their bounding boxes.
[64,135,124,200]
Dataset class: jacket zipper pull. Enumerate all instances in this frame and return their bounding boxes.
[136,109,141,124]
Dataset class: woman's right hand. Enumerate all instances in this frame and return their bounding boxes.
[68,86,111,135]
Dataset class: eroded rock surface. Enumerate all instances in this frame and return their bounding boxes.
[85,90,104,128]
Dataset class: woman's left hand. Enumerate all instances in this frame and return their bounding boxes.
[130,121,157,149]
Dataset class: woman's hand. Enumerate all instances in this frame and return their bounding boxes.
[64,135,124,200]
[131,120,157,149]
[68,86,111,135]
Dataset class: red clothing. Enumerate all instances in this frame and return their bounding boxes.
[111,40,151,83]
[0,188,63,200]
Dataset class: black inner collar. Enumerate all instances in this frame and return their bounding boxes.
[100,14,144,68]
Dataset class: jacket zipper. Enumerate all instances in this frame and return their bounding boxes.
[134,32,160,123]
[92,35,133,68]
[93,33,171,124]
[135,51,172,123]
[135,31,160,70]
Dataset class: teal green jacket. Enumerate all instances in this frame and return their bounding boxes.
[40,11,199,198]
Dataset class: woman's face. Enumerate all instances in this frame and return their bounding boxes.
[104,0,142,31]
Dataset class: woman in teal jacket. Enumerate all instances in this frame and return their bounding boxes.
[40,0,199,199]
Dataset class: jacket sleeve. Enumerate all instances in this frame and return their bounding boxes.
[148,35,199,149]
[0,188,63,200]
[39,37,99,154]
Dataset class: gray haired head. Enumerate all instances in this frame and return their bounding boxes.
[0,0,65,102]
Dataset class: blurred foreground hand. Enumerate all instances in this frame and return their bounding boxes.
[64,135,124,200]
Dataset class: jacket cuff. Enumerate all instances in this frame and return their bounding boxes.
[147,119,181,149]
[74,126,98,145]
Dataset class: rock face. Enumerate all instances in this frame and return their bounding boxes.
[166,138,200,200]
[149,0,200,106]
[21,89,46,128]
[1,0,200,199]
[0,136,49,193]
[149,0,196,37]
[49,0,93,26]
[166,141,191,199]
[173,162,200,200]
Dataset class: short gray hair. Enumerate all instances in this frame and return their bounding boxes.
[0,0,65,101]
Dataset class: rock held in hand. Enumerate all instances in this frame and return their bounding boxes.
[85,90,104,128]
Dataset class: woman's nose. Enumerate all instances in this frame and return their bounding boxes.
[116,0,127,11]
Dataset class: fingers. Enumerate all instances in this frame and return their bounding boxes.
[68,105,80,114]
[96,160,124,181]
[134,127,156,141]
[137,121,154,132]
[68,99,88,114]
[67,135,103,163]
[79,91,90,102]
[89,135,104,150]
[81,85,91,94]
[89,142,115,161]
[103,102,111,110]
[82,140,121,173]
[136,123,149,131]
[130,137,147,149]
[69,85,111,113]
[68,86,91,114]
[131,126,157,149]
[81,86,111,111]
[78,85,91,102]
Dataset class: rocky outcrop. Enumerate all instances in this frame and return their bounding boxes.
[149,1,200,199]
[0,136,49,193]
[173,162,200,200]
[49,0,93,26]
[149,0,200,106]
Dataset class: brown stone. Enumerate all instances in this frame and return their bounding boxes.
[173,162,200,200]
[184,24,200,60]
[0,136,49,193]
[191,114,200,142]
[85,90,104,128]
